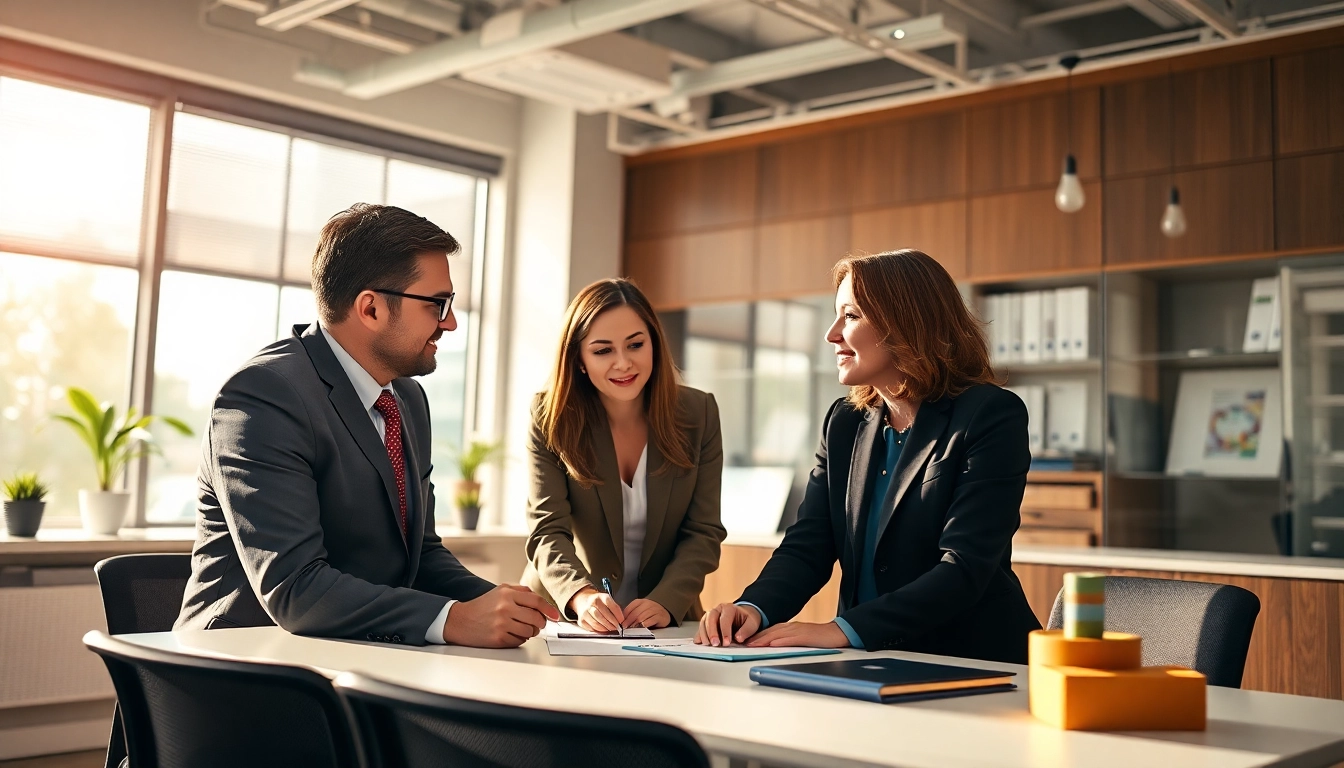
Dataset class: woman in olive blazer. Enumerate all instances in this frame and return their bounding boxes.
[523,278,725,631]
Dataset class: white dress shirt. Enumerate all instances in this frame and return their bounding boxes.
[319,324,454,644]
[615,445,649,607]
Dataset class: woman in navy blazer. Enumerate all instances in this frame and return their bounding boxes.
[696,249,1041,663]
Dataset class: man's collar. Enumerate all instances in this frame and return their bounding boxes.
[317,322,389,413]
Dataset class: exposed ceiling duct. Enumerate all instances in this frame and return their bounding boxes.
[298,0,722,99]
[257,0,364,31]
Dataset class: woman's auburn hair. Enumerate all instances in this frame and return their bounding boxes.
[832,249,1001,409]
[538,278,692,488]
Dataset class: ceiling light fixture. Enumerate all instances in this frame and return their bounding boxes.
[1054,54,1085,214]
[892,28,906,39]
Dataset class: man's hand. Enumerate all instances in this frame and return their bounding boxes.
[746,621,850,648]
[624,598,672,629]
[442,584,560,648]
[694,602,762,646]
[569,587,625,633]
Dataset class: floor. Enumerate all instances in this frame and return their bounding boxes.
[0,752,102,768]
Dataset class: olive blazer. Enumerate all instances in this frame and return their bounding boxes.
[523,386,726,623]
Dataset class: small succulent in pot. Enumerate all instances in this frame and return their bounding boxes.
[3,472,50,537]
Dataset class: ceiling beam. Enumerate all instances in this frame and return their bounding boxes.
[1163,0,1240,37]
[256,0,364,31]
[1125,0,1188,29]
[1019,0,1129,29]
[747,0,976,87]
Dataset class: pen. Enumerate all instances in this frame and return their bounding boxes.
[600,577,624,638]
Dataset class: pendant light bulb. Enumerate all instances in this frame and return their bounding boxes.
[1161,186,1187,239]
[1055,154,1085,213]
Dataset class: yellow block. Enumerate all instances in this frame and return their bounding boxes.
[1029,664,1207,731]
[1029,629,1142,670]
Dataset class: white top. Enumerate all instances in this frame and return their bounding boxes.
[616,444,648,606]
[118,626,1344,768]
[318,323,454,645]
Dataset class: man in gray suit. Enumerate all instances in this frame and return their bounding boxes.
[176,203,558,647]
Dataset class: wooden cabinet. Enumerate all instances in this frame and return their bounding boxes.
[1103,161,1274,266]
[848,110,966,207]
[1013,562,1344,700]
[850,200,967,280]
[1276,150,1344,250]
[700,544,842,624]
[759,132,853,220]
[1015,471,1102,547]
[756,214,849,297]
[1275,45,1344,155]
[968,183,1102,279]
[1105,61,1272,178]
[969,87,1100,194]
[624,148,759,238]
[625,226,756,309]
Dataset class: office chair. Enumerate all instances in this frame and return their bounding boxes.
[85,631,358,768]
[1047,575,1260,688]
[94,553,194,768]
[333,672,711,768]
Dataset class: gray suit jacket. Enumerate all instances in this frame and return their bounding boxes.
[175,323,494,644]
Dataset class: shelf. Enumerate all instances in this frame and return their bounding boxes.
[1111,350,1280,368]
[998,359,1101,374]
[1111,470,1280,482]
[1308,395,1344,407]
[1307,335,1344,349]
[1028,470,1103,483]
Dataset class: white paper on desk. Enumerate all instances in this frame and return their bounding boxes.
[545,637,692,657]
[542,621,654,640]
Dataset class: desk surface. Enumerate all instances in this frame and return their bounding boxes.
[118,627,1344,768]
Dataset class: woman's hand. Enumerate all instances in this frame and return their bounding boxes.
[624,598,672,629]
[746,621,850,648]
[695,602,762,646]
[569,587,625,633]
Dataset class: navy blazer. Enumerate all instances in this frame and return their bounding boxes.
[738,384,1041,663]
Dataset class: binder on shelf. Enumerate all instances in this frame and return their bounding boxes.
[1022,291,1043,364]
[1063,287,1095,361]
[986,294,1007,364]
[1243,277,1277,354]
[1041,290,1058,362]
[1006,292,1024,364]
[1046,380,1088,453]
[1268,276,1282,352]
[1054,288,1072,364]
[1008,384,1046,455]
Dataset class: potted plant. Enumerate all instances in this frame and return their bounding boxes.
[52,387,193,536]
[451,439,503,531]
[3,472,49,537]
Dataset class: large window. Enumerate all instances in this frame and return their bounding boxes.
[0,74,489,526]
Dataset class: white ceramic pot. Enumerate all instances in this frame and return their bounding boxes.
[79,490,131,536]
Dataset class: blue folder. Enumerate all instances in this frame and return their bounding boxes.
[749,658,1017,703]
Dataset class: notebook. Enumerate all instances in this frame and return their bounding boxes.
[623,641,841,662]
[749,658,1017,703]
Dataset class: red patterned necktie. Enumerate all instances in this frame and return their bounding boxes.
[373,390,408,539]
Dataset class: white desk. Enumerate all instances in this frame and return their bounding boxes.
[116,627,1344,768]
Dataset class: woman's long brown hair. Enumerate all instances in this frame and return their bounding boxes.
[833,249,1001,409]
[538,278,692,488]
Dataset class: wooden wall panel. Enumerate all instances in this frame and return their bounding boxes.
[624,148,759,238]
[969,87,1101,194]
[1103,76,1172,177]
[1172,59,1273,167]
[1276,150,1344,250]
[756,215,850,297]
[700,545,841,624]
[849,110,966,208]
[851,201,968,281]
[1275,46,1344,155]
[759,132,853,220]
[625,227,755,309]
[968,183,1102,279]
[1104,161,1274,266]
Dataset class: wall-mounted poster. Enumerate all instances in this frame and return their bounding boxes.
[1165,368,1282,478]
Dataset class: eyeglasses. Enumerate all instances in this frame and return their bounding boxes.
[372,289,455,322]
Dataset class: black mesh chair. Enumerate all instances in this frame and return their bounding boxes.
[1047,575,1260,688]
[85,631,358,768]
[333,672,711,768]
[94,553,194,768]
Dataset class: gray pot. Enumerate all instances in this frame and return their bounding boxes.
[457,505,480,531]
[3,500,46,537]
